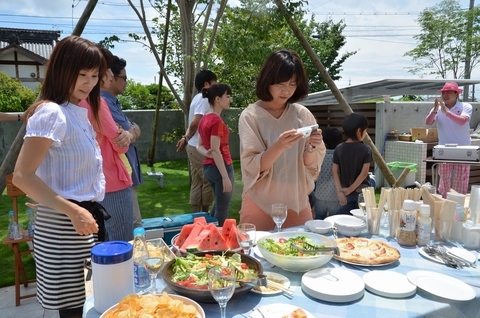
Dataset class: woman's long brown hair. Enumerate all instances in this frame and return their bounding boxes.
[25,35,107,128]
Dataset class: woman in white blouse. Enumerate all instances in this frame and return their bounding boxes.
[13,36,107,318]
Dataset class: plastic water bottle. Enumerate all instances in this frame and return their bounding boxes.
[27,209,35,238]
[133,227,150,289]
[8,210,18,239]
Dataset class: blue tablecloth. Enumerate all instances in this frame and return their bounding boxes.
[84,227,480,318]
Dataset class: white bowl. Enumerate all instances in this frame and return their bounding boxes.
[334,215,366,237]
[305,220,332,234]
[350,209,365,220]
[257,231,335,272]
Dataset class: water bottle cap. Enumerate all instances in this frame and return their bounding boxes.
[133,227,146,236]
[8,210,14,215]
[402,199,416,211]
[28,209,34,214]
[420,204,431,215]
[91,241,133,264]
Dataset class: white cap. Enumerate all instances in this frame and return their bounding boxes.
[402,199,416,211]
[420,204,430,216]
[414,200,423,210]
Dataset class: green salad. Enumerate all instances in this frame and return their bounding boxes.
[258,235,326,257]
[170,252,258,289]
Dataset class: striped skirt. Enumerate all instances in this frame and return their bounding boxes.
[34,205,95,310]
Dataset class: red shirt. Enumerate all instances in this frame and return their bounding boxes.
[198,113,232,166]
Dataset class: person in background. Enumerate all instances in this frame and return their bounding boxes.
[425,82,472,198]
[197,84,234,226]
[13,35,107,318]
[79,48,134,242]
[332,113,372,215]
[176,70,217,213]
[0,112,24,122]
[238,49,325,231]
[102,56,144,229]
[314,127,343,219]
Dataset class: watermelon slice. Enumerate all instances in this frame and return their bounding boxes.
[225,228,240,249]
[185,223,229,252]
[193,216,207,226]
[180,223,205,250]
[175,224,195,248]
[221,219,237,241]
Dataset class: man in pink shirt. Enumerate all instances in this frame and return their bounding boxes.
[425,82,472,197]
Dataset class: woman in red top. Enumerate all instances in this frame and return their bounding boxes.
[197,84,234,226]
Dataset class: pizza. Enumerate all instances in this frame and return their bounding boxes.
[334,237,401,265]
[282,308,308,318]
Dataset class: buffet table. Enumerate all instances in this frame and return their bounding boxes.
[83,226,480,318]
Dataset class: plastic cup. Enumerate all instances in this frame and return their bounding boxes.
[434,220,453,242]
[388,210,400,238]
[14,224,23,240]
[366,207,380,235]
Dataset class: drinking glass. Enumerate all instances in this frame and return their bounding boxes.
[208,266,236,318]
[358,194,366,215]
[236,223,256,255]
[143,238,165,294]
[272,203,288,232]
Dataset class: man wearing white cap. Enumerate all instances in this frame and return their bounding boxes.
[425,81,472,197]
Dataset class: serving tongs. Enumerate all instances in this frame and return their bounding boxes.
[237,274,294,296]
[290,241,340,256]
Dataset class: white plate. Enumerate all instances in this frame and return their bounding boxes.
[334,257,398,267]
[324,215,347,226]
[250,272,291,295]
[301,268,364,303]
[419,246,476,265]
[254,245,264,259]
[363,271,416,298]
[325,215,366,236]
[350,209,366,220]
[250,304,315,318]
[100,294,206,317]
[407,270,475,301]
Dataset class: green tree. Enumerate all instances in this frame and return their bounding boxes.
[404,0,480,79]
[153,0,355,108]
[0,72,37,112]
[117,79,176,110]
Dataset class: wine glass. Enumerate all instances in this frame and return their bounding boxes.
[208,266,236,318]
[236,223,256,255]
[272,203,288,232]
[382,202,389,229]
[143,238,165,294]
[358,193,366,215]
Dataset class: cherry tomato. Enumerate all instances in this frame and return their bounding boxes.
[278,238,287,243]
[241,263,248,270]
[205,254,213,258]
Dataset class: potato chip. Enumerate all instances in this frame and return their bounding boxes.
[102,292,200,318]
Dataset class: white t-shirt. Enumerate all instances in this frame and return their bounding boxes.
[434,100,472,145]
[187,92,210,147]
[25,102,105,202]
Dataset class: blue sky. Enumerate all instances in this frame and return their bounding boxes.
[0,0,477,91]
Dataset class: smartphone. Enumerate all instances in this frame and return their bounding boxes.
[297,124,319,138]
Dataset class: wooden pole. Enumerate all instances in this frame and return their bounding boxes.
[273,0,397,186]
[0,0,99,193]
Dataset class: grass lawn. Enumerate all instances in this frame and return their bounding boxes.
[0,159,243,288]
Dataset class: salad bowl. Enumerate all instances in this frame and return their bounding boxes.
[257,231,336,272]
[162,250,263,303]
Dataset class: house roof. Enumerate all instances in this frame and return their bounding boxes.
[300,78,480,106]
[0,28,61,60]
